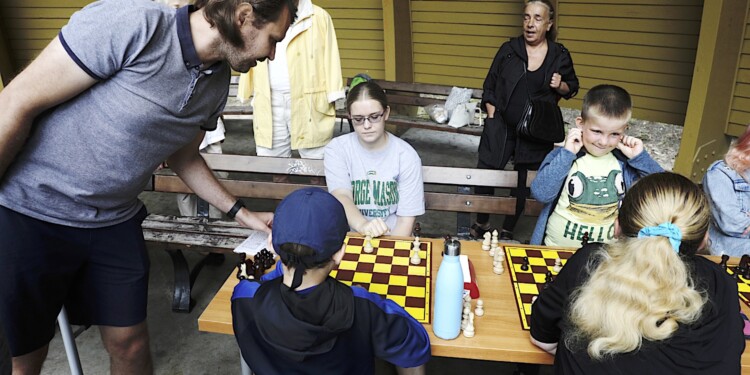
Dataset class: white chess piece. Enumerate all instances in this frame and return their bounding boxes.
[491,229,499,245]
[410,249,421,265]
[474,299,484,317]
[363,235,374,253]
[463,312,475,338]
[493,261,504,275]
[553,258,563,273]
[531,295,538,304]
[461,306,471,330]
[412,236,421,251]
[482,232,491,251]
[238,262,248,279]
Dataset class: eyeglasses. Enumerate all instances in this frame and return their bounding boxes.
[350,112,385,126]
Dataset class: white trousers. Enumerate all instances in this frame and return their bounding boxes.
[255,90,325,160]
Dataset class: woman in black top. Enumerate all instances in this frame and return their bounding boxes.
[531,172,744,374]
[472,0,579,241]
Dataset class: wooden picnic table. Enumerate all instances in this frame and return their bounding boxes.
[198,237,750,372]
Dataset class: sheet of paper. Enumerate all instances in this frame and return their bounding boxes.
[233,230,271,256]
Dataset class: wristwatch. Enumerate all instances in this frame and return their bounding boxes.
[226,199,246,219]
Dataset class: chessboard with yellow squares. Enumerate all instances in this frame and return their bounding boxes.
[504,246,750,331]
[329,236,432,323]
[504,245,575,331]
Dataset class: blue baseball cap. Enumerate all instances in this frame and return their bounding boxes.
[272,187,349,265]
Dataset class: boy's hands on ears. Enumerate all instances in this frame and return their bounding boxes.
[616,135,644,159]
[564,128,583,154]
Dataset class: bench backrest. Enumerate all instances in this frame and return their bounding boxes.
[148,154,540,218]
[346,78,483,107]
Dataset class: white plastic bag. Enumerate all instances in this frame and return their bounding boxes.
[445,87,473,117]
[448,102,477,128]
[425,104,449,124]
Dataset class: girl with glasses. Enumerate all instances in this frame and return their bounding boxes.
[324,81,425,238]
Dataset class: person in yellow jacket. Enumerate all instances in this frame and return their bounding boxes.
[237,0,344,161]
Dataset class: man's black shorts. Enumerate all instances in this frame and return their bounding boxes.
[0,205,150,357]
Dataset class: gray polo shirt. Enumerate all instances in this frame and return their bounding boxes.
[0,0,230,227]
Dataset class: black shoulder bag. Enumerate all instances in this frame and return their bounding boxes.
[516,65,565,143]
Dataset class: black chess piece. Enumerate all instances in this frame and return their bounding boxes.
[520,256,530,271]
[544,271,554,289]
[581,232,590,246]
[414,222,422,237]
[739,254,750,274]
[719,254,730,271]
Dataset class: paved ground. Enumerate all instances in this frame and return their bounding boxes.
[38,113,680,374]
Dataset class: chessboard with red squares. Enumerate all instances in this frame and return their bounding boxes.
[329,236,432,323]
[505,245,575,331]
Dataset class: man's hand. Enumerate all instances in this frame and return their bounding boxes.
[564,128,583,154]
[236,209,273,233]
[357,218,389,238]
[616,135,644,159]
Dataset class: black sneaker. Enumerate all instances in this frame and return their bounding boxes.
[499,230,514,241]
[469,223,493,239]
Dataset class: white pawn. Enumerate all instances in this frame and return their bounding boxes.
[496,244,505,258]
[461,306,470,330]
[493,261,504,275]
[489,246,495,257]
[410,249,421,265]
[363,235,374,253]
[553,258,563,273]
[474,299,484,317]
[531,295,538,304]
[482,232,491,251]
[463,312,475,338]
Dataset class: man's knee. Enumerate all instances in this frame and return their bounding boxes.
[100,324,150,360]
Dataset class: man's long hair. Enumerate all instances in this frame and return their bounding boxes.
[194,0,298,47]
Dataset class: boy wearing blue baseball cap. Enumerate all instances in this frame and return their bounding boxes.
[231,187,430,375]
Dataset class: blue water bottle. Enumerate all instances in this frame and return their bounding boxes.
[432,238,464,340]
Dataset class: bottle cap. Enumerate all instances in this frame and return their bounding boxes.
[443,238,461,256]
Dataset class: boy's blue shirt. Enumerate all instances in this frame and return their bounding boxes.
[529,147,664,245]
[231,260,431,375]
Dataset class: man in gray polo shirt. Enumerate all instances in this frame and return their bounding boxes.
[0,0,297,373]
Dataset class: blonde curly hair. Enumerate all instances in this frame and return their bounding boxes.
[565,172,709,360]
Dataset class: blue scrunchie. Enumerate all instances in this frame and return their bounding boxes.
[637,222,682,253]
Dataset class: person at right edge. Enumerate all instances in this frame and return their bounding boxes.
[472,0,579,242]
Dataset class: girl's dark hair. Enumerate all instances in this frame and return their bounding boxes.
[195,0,297,47]
[346,81,389,114]
[527,0,557,43]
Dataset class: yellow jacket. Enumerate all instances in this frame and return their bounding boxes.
[237,3,344,150]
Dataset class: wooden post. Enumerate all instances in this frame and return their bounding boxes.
[0,12,13,88]
[382,0,412,82]
[674,0,748,182]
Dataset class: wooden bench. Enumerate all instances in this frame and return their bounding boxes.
[142,154,539,312]
[346,78,484,136]
[221,77,485,137]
